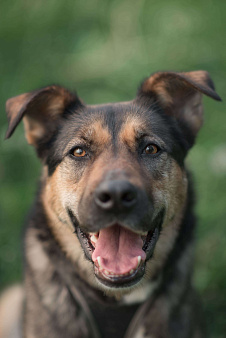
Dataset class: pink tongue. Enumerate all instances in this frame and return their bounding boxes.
[92,225,146,275]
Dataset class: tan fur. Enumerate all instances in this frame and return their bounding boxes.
[6,93,30,120]
[119,117,139,151]
[122,278,160,305]
[6,85,78,145]
[41,167,96,288]
[142,70,211,103]
[145,161,188,279]
[88,120,111,146]
[3,70,220,337]
[40,115,188,296]
[22,90,74,146]
[0,285,24,338]
[142,72,174,106]
[141,71,213,136]
[62,120,111,154]
[181,70,209,85]
[183,92,203,133]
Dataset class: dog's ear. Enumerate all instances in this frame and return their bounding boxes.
[5,85,81,152]
[138,71,221,145]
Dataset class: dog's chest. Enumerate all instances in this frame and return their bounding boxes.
[88,300,140,338]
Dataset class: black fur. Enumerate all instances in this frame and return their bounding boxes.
[3,70,221,338]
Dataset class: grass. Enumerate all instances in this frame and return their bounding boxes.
[0,0,225,336]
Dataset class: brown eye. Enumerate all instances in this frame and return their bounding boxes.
[72,147,86,157]
[144,144,159,155]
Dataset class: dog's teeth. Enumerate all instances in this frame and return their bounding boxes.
[89,232,99,237]
[90,235,98,243]
[137,256,141,267]
[97,256,102,268]
[102,270,140,277]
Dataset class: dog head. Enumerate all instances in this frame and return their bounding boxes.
[6,71,221,293]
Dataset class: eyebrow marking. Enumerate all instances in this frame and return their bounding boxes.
[88,120,111,145]
[64,120,111,155]
[119,117,148,151]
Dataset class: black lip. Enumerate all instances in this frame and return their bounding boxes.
[67,208,79,230]
[144,226,160,260]
[94,264,145,288]
[76,226,94,259]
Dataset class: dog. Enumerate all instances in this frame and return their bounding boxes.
[0,70,221,338]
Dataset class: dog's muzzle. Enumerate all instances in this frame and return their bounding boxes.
[70,179,164,288]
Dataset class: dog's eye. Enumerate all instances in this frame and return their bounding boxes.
[72,147,87,157]
[144,144,159,155]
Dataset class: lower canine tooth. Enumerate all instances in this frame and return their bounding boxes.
[137,256,141,267]
[90,235,98,243]
[90,232,99,238]
[97,256,102,268]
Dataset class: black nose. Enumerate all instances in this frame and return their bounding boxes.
[94,180,137,211]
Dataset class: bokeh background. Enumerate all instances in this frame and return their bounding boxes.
[0,0,225,336]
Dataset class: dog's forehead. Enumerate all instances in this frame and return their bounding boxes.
[55,99,183,160]
[72,101,156,140]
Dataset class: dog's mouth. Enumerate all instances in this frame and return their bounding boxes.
[76,222,161,288]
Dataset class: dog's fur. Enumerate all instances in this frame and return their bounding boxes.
[0,71,221,338]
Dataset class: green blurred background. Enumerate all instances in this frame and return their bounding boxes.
[0,0,225,336]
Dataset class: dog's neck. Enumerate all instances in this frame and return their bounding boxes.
[24,185,196,338]
[121,277,160,304]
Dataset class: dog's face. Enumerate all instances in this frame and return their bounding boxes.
[6,71,220,293]
[42,102,187,289]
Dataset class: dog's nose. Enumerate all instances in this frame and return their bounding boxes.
[94,180,137,211]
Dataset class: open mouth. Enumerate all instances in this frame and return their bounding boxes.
[76,222,161,288]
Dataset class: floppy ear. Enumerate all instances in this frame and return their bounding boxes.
[138,71,221,145]
[5,85,81,156]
